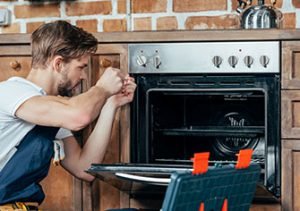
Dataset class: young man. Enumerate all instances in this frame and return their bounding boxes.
[0,20,136,210]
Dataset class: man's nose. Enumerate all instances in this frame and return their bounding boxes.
[81,69,88,80]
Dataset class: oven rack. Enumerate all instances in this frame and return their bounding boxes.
[155,157,265,166]
[155,126,264,137]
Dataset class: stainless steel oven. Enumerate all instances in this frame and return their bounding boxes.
[88,41,280,203]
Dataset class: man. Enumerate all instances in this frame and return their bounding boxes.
[0,20,136,210]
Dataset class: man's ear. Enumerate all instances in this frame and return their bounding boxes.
[52,55,64,73]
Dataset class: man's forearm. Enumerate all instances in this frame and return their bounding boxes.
[78,101,117,169]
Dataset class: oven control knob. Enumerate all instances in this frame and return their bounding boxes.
[228,56,238,68]
[154,55,162,69]
[136,55,147,67]
[260,55,270,68]
[212,56,222,68]
[244,55,254,68]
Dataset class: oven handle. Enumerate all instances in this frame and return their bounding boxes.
[115,172,170,186]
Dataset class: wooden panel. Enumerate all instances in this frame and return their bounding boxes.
[294,151,300,210]
[81,44,130,211]
[282,41,300,89]
[40,165,74,211]
[0,45,31,55]
[93,29,300,43]
[0,56,31,81]
[96,55,121,211]
[282,139,300,211]
[4,30,300,45]
[281,90,300,138]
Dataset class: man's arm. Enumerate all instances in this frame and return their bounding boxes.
[60,77,136,181]
[15,67,124,131]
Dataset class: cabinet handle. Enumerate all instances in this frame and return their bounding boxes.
[10,60,21,70]
[100,58,112,68]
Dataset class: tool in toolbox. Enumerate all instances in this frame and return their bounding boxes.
[161,149,260,211]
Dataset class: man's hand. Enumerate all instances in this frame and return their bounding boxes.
[106,75,136,108]
[95,67,125,97]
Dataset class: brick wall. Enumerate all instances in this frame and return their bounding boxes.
[0,0,298,33]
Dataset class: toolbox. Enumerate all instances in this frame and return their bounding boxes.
[161,163,260,211]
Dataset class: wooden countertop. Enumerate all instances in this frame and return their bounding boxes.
[1,29,300,44]
[95,29,300,43]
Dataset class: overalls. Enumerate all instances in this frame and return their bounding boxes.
[0,125,59,205]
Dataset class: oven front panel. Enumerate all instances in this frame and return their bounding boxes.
[130,74,280,197]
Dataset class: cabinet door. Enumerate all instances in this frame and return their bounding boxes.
[81,44,130,211]
[282,139,300,211]
[281,90,300,138]
[282,41,300,89]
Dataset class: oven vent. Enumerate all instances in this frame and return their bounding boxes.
[169,80,218,87]
[165,80,256,87]
[219,81,243,86]
[169,81,191,86]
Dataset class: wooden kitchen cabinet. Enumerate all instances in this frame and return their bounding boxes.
[281,90,300,138]
[281,41,300,138]
[81,43,131,211]
[281,41,300,211]
[282,140,300,211]
[282,41,300,90]
[0,45,31,80]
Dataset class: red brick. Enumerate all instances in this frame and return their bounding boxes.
[174,0,227,12]
[282,13,296,29]
[26,21,44,33]
[185,15,240,30]
[76,19,98,32]
[132,0,167,13]
[103,19,127,32]
[292,0,300,8]
[157,16,178,30]
[66,1,112,16]
[14,4,60,18]
[133,17,152,31]
[118,0,127,14]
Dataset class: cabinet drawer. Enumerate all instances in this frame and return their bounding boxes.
[282,41,300,89]
[0,56,31,81]
[281,90,300,138]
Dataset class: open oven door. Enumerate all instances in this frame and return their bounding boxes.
[86,163,192,195]
[87,163,280,203]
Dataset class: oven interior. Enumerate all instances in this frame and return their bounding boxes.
[148,89,265,165]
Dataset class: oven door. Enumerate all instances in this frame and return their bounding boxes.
[87,163,191,195]
[87,163,279,202]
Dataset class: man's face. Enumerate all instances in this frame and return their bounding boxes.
[57,55,89,97]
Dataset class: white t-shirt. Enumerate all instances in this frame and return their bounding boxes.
[0,77,73,171]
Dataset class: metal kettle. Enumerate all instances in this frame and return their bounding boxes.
[237,0,283,29]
